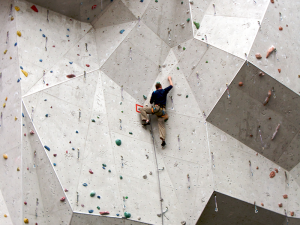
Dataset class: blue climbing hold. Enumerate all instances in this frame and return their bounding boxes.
[44,146,50,151]
[39,59,43,62]
[40,29,42,31]
[140,0,143,2]
[53,163,56,166]
[97,195,101,199]
[76,131,78,133]
[14,43,17,46]
[67,28,70,31]
[102,167,106,170]
[50,71,53,73]
[72,148,75,150]
[23,124,25,126]
[44,99,47,101]
[88,210,93,213]
[42,34,46,37]
[20,66,23,70]
[45,114,49,117]
[120,29,125,34]
[69,62,73,64]
[116,214,120,216]
[22,113,24,117]
[87,18,90,20]
[89,54,91,56]
[83,183,88,186]
[66,35,69,37]
[17,78,21,82]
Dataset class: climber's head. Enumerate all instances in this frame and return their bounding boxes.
[155,83,162,90]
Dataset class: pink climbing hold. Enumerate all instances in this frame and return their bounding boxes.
[30,130,34,135]
[31,5,38,12]
[89,169,94,174]
[60,197,66,202]
[92,5,97,10]
[100,211,110,215]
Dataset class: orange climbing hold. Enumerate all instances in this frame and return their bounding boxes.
[283,194,288,199]
[291,212,294,216]
[269,171,275,178]
[278,203,282,207]
[278,69,281,73]
[24,218,29,223]
[274,168,278,173]
[15,6,20,11]
[238,82,243,86]
[279,26,283,31]
[266,46,275,58]
[270,0,274,3]
[4,214,7,217]
[255,53,262,59]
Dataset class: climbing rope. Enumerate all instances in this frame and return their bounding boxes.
[149,116,164,225]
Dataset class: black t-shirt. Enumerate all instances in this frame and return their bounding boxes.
[150,85,173,106]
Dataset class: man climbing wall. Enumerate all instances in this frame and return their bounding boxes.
[140,76,173,147]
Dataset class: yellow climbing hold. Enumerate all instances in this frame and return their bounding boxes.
[21,70,28,77]
[3,103,6,108]
[11,16,14,21]
[4,214,7,217]
[5,97,7,101]
[3,154,8,159]
[15,6,20,11]
[17,167,20,171]
[4,50,7,54]
[17,31,21,37]
[15,116,18,121]
[24,218,29,223]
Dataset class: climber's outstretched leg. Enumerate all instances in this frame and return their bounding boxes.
[157,116,166,147]
[140,107,152,125]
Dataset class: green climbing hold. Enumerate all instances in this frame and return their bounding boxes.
[115,139,121,146]
[187,18,190,22]
[92,119,95,122]
[129,132,133,135]
[120,175,123,180]
[124,212,131,218]
[193,21,200,29]
[108,169,111,173]
[97,116,99,119]
[143,95,147,100]
[206,61,208,63]
[202,38,204,40]
[90,191,96,197]
[181,1,183,4]
[125,196,128,199]
[121,111,123,113]
[177,67,180,70]
[186,95,188,98]
[183,47,186,50]
[155,0,158,2]
[102,164,107,167]
[97,206,100,210]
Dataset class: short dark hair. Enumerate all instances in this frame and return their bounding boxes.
[155,83,162,89]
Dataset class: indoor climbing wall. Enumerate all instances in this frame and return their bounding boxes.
[1,0,300,225]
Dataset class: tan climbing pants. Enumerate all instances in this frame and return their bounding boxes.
[140,106,168,141]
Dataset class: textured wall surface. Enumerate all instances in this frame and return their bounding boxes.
[0,0,299,224]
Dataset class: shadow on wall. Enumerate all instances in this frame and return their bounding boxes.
[197,191,298,225]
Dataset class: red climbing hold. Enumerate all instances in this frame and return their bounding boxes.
[60,197,66,202]
[86,64,90,67]
[66,74,76,78]
[283,194,288,199]
[100,211,110,215]
[274,168,278,173]
[30,130,34,135]
[24,202,27,205]
[64,189,68,192]
[31,5,38,12]
[269,171,275,178]
[89,169,94,174]
[92,5,97,10]
[53,154,57,157]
